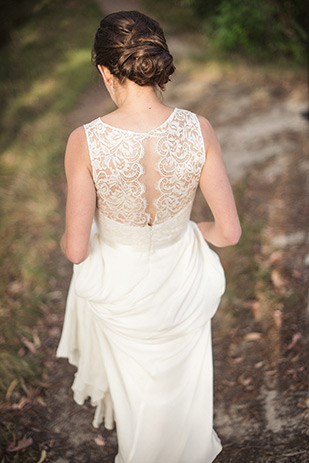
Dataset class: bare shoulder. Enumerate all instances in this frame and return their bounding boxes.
[67,126,87,147]
[66,126,88,156]
[65,126,90,170]
[196,114,221,153]
[197,115,216,137]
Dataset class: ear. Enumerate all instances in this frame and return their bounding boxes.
[98,65,113,87]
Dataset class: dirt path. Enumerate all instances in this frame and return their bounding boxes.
[4,1,308,462]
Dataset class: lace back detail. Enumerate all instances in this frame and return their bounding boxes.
[84,108,205,228]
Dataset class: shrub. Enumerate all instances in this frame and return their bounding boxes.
[181,0,306,61]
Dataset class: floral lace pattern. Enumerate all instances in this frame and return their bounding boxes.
[84,108,205,227]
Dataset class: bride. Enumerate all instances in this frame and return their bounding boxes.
[57,10,241,463]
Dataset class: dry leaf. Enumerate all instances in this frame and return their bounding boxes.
[273,310,282,328]
[292,269,302,279]
[37,449,47,463]
[7,280,24,295]
[287,332,302,350]
[254,361,264,369]
[222,379,236,387]
[267,251,283,266]
[5,379,19,401]
[7,436,33,452]
[238,374,253,387]
[265,370,276,376]
[39,382,53,388]
[271,269,286,290]
[36,396,47,406]
[297,400,307,409]
[252,300,262,320]
[17,347,26,357]
[32,329,41,347]
[46,290,62,301]
[232,357,243,364]
[94,435,105,446]
[48,326,60,337]
[11,397,29,410]
[244,332,262,342]
[21,336,37,354]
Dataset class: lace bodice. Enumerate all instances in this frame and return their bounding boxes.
[84,108,205,230]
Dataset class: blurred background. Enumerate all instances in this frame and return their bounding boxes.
[0,0,308,461]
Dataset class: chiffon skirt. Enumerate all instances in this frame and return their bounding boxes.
[56,220,225,463]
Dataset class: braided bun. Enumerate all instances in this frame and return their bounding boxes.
[92,11,175,90]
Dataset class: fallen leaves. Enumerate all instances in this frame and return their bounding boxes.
[251,300,262,320]
[254,361,264,369]
[286,366,305,380]
[286,332,302,350]
[271,269,287,292]
[238,373,254,389]
[6,280,25,295]
[11,396,30,410]
[5,379,19,401]
[267,250,284,266]
[231,356,244,364]
[244,332,262,342]
[94,435,105,446]
[21,336,37,354]
[6,436,33,452]
[37,449,47,463]
[273,309,282,328]
[222,379,236,387]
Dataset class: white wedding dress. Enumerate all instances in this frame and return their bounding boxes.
[57,108,225,463]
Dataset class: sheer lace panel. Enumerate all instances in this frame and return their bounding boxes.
[84,108,205,227]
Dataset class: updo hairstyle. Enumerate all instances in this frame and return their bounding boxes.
[92,10,175,90]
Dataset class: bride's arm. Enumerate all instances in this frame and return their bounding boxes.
[61,127,96,264]
[197,116,241,247]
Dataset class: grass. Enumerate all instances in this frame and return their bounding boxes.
[0,0,102,402]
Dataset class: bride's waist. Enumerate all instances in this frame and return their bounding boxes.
[95,206,191,251]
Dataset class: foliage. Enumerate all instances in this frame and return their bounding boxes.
[210,0,306,61]
[164,0,307,61]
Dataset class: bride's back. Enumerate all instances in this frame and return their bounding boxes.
[62,9,241,264]
[84,107,205,227]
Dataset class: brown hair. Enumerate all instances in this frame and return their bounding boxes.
[92,11,175,90]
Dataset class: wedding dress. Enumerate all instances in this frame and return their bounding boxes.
[57,107,225,463]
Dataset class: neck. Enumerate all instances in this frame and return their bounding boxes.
[113,80,163,113]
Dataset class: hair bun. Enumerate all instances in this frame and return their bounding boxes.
[92,11,175,90]
[117,44,175,89]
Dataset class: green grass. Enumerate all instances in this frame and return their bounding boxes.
[0,0,102,401]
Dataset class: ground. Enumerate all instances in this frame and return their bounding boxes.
[0,0,308,462]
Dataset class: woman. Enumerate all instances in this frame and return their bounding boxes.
[57,10,241,463]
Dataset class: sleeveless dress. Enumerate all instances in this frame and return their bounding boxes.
[56,108,225,463]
